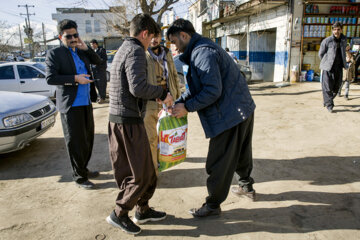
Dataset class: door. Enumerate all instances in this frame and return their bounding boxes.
[16,65,50,97]
[0,65,19,92]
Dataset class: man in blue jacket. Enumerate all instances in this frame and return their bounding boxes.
[167,19,256,218]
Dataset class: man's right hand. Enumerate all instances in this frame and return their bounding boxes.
[75,74,92,84]
[158,92,174,107]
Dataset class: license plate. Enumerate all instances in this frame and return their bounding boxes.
[41,116,55,129]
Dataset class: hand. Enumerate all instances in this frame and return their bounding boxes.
[77,37,88,51]
[171,103,188,118]
[157,92,174,107]
[75,74,92,84]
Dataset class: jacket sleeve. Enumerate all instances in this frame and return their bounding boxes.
[319,39,327,60]
[45,49,76,86]
[125,47,167,100]
[84,47,103,65]
[184,47,222,112]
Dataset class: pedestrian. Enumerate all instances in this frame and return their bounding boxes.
[106,14,173,235]
[225,47,237,62]
[45,19,103,189]
[144,31,181,175]
[319,21,347,113]
[167,19,256,218]
[339,44,355,100]
[90,39,108,104]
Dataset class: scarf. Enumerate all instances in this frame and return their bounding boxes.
[148,46,169,84]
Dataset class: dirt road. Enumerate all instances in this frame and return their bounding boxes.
[1,82,359,240]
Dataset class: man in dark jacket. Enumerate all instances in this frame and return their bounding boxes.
[90,39,108,104]
[319,21,347,113]
[106,14,173,235]
[46,19,103,189]
[167,19,256,218]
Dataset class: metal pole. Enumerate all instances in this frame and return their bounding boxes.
[42,23,47,50]
[19,24,23,52]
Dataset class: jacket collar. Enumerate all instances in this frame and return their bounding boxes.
[180,33,202,65]
[125,37,145,49]
[331,33,345,41]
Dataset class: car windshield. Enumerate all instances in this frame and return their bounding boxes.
[32,63,46,72]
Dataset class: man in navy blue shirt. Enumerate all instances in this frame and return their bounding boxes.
[46,19,103,189]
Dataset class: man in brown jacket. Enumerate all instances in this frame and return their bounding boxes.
[106,14,173,235]
[144,32,181,175]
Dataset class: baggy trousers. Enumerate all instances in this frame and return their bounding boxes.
[205,113,255,209]
[108,122,157,217]
[94,70,107,100]
[60,105,94,184]
[321,68,343,107]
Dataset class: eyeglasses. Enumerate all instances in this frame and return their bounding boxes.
[64,33,79,39]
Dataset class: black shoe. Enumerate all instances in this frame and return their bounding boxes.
[106,210,141,235]
[344,95,349,100]
[75,180,95,189]
[327,106,334,113]
[189,203,221,218]
[88,171,100,179]
[231,186,256,201]
[133,208,166,224]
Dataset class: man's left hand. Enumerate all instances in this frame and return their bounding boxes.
[171,103,188,118]
[77,37,88,51]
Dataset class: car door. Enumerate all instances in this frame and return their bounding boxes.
[16,64,51,97]
[0,65,19,92]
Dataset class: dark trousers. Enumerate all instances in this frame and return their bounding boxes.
[205,113,255,209]
[60,105,94,183]
[108,122,157,217]
[322,68,342,107]
[94,70,107,100]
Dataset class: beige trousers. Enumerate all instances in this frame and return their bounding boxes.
[144,107,161,175]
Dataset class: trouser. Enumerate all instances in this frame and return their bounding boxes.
[60,105,94,184]
[205,113,255,209]
[144,107,162,175]
[108,122,157,217]
[321,68,342,107]
[94,70,107,100]
[338,80,350,97]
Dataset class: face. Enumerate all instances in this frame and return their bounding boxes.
[169,32,189,53]
[59,28,79,48]
[140,30,154,49]
[150,34,162,48]
[90,42,98,50]
[332,27,342,38]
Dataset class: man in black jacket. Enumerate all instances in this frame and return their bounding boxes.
[90,39,108,104]
[45,19,103,189]
[106,14,173,235]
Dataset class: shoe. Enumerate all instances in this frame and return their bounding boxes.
[88,170,100,179]
[327,106,333,113]
[231,186,256,201]
[133,208,166,224]
[344,95,349,100]
[106,210,141,235]
[189,203,221,218]
[97,98,106,104]
[75,180,95,189]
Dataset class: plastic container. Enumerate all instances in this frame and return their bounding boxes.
[300,71,307,82]
[306,70,314,81]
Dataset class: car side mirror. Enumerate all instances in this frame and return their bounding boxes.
[37,73,45,78]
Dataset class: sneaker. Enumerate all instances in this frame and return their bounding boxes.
[75,180,95,189]
[231,186,256,201]
[133,208,166,224]
[88,170,100,179]
[189,203,221,218]
[106,210,141,235]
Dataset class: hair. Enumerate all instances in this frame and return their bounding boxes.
[225,48,230,52]
[90,39,98,45]
[130,14,160,37]
[166,19,196,40]
[57,19,78,35]
[332,21,342,29]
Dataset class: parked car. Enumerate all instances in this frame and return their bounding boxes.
[31,57,46,63]
[0,91,57,154]
[0,62,56,99]
[106,50,117,82]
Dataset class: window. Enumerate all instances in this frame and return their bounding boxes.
[17,65,41,79]
[33,63,45,72]
[0,66,15,80]
[94,20,101,32]
[86,20,92,33]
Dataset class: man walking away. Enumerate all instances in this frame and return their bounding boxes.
[106,14,173,235]
[167,19,256,218]
[319,21,347,113]
[90,39,108,104]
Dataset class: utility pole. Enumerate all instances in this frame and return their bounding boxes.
[42,23,47,51]
[18,4,35,58]
[18,24,23,52]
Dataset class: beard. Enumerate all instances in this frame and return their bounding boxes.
[151,45,161,51]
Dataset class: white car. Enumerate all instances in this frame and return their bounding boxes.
[0,91,57,154]
[0,62,56,98]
